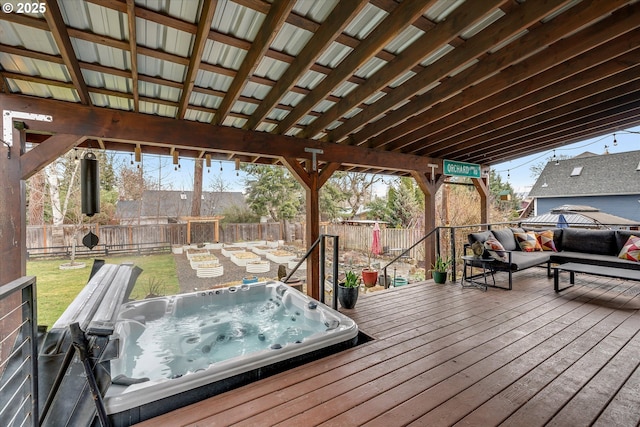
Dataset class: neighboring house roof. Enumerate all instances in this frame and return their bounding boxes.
[522,204,637,227]
[528,150,640,197]
[116,190,246,219]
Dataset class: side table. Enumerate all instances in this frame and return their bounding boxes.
[461,256,495,291]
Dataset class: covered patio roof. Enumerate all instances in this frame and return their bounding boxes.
[1,0,639,173]
[2,0,640,293]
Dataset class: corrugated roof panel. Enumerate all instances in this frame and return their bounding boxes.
[364,91,386,105]
[449,58,478,77]
[89,93,132,110]
[325,119,343,131]
[231,100,257,116]
[296,69,325,90]
[212,0,265,42]
[0,21,59,55]
[280,92,304,107]
[293,0,338,22]
[135,0,201,23]
[203,40,247,70]
[139,81,181,102]
[241,81,271,100]
[138,19,193,58]
[266,108,290,122]
[71,38,130,71]
[330,81,357,98]
[7,78,79,102]
[195,69,233,91]
[420,44,454,67]
[61,0,126,39]
[139,100,177,118]
[82,69,130,93]
[184,109,214,123]
[384,25,424,55]
[298,114,320,126]
[316,41,352,68]
[343,3,387,40]
[343,106,363,120]
[461,8,505,40]
[256,122,277,132]
[189,91,221,109]
[354,57,387,79]
[542,0,582,23]
[389,70,416,88]
[270,22,313,56]
[253,56,287,81]
[138,55,186,83]
[0,54,69,82]
[221,115,247,128]
[312,99,336,114]
[425,0,465,23]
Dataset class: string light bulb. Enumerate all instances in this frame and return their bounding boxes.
[235,158,240,177]
[613,133,617,146]
[205,154,211,173]
[220,161,223,172]
[173,150,179,171]
[130,153,134,165]
[74,147,79,163]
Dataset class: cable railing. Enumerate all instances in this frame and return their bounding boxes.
[285,234,340,309]
[0,276,38,427]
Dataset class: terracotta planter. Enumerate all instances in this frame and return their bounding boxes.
[361,269,378,287]
[338,284,359,309]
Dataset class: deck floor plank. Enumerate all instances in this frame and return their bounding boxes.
[134,269,640,427]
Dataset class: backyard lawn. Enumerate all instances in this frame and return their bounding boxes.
[27,254,179,328]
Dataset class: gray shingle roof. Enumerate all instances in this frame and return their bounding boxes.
[528,150,640,197]
[116,190,246,219]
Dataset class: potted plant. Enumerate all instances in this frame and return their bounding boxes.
[362,248,379,288]
[430,255,452,284]
[338,270,360,309]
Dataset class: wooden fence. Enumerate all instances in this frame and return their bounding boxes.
[322,224,425,261]
[26,222,426,261]
[26,222,289,259]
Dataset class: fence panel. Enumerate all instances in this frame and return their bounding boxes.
[324,224,424,261]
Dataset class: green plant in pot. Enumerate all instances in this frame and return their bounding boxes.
[430,255,451,284]
[338,270,360,309]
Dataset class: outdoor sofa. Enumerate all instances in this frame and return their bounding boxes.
[466,227,640,290]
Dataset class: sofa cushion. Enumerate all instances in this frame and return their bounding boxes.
[618,235,640,262]
[551,251,640,269]
[505,251,551,270]
[468,230,494,245]
[484,238,508,262]
[514,231,541,252]
[535,230,558,252]
[491,228,517,251]
[560,228,617,256]
[616,230,640,252]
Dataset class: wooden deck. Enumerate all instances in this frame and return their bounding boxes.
[135,268,640,426]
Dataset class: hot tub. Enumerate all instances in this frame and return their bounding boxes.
[104,281,358,425]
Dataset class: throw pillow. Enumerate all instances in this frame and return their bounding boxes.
[535,230,558,252]
[618,235,640,262]
[514,231,541,252]
[484,238,508,262]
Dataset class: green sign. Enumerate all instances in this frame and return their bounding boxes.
[443,159,481,178]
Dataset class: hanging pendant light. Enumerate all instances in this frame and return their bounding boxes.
[81,151,100,217]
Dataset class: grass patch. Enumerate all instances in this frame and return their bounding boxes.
[27,254,179,328]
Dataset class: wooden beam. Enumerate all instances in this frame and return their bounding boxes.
[472,176,490,225]
[371,0,638,151]
[330,0,630,146]
[274,0,437,134]
[430,61,640,160]
[44,0,91,105]
[302,0,509,140]
[245,0,369,130]
[0,94,439,173]
[126,0,140,112]
[214,0,294,125]
[411,170,445,276]
[20,134,84,180]
[178,0,218,119]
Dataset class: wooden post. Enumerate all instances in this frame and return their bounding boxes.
[283,158,340,300]
[411,170,445,276]
[472,176,490,226]
[0,127,27,284]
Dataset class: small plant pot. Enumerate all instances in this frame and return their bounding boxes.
[432,271,447,284]
[338,284,359,309]
[361,269,378,287]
